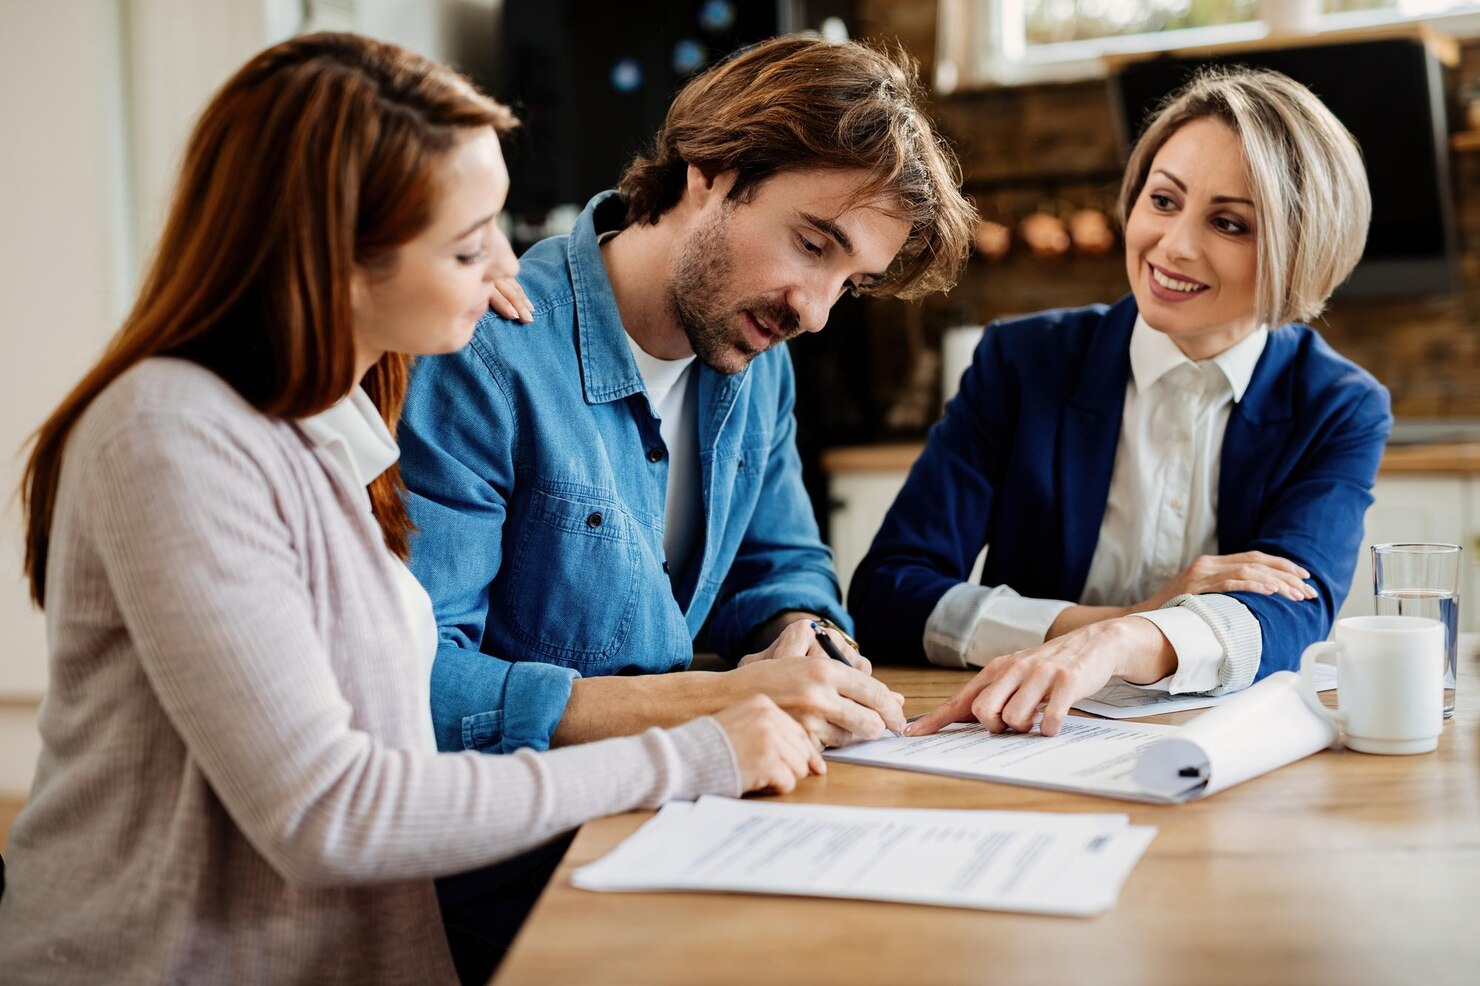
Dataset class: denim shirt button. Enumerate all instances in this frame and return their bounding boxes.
[647,447,664,463]
[586,511,603,528]
[737,457,745,471]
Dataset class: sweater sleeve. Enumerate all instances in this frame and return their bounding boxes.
[81,411,740,889]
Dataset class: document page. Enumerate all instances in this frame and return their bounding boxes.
[827,717,1194,803]
[1074,660,1338,719]
[573,796,1156,917]
[828,672,1339,803]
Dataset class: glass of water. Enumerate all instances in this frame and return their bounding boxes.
[1372,543,1461,719]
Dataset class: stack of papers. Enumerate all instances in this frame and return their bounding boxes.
[573,796,1155,916]
[828,670,1339,803]
[1073,660,1337,718]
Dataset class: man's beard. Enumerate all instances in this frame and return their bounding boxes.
[668,207,800,376]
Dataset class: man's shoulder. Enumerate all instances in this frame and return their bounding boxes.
[484,235,580,338]
[459,240,582,372]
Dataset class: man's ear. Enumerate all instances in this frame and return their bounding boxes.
[683,164,736,210]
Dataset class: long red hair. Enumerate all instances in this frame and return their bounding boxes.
[21,32,516,606]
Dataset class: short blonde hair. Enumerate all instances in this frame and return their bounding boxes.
[1119,66,1371,327]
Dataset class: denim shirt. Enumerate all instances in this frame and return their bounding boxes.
[401,191,850,754]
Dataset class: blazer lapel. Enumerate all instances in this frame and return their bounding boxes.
[1058,297,1137,599]
[1218,325,1297,550]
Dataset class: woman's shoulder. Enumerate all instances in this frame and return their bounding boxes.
[1271,322,1388,405]
[984,298,1128,352]
[72,358,293,471]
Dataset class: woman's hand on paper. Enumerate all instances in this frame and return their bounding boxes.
[712,695,826,795]
[905,617,1174,738]
[1136,551,1316,611]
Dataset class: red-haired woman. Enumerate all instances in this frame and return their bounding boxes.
[0,33,819,984]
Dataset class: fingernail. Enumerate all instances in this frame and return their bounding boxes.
[902,723,917,736]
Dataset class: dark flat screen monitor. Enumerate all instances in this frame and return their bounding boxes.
[1113,38,1458,299]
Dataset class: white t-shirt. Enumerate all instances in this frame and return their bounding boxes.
[625,336,703,590]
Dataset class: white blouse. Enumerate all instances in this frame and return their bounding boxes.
[924,317,1268,694]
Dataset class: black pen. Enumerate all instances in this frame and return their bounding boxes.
[811,621,902,737]
[810,621,853,667]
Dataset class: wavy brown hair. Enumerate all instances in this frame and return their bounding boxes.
[617,35,974,300]
[21,32,516,606]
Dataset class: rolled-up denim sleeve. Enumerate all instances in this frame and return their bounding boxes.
[431,645,579,754]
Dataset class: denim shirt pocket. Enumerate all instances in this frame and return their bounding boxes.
[499,484,641,667]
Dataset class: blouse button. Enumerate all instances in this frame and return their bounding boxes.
[586,512,603,529]
[647,447,665,463]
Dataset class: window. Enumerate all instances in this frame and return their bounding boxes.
[935,0,1480,88]
[1024,0,1259,47]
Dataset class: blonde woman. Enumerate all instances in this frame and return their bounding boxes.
[0,33,822,985]
[852,67,1391,737]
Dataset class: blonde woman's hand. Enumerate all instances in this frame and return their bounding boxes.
[711,695,824,795]
[905,617,1172,738]
[1138,551,1316,611]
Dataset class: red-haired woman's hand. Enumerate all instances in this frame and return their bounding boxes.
[487,276,533,323]
[711,694,824,795]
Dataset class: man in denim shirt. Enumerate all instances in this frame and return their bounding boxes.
[401,36,974,757]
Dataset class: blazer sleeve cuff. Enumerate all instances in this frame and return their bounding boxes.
[1131,607,1223,693]
[923,582,1074,668]
[1162,592,1262,695]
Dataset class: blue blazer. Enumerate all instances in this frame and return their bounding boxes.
[850,295,1392,677]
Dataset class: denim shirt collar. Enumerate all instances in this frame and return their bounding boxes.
[567,191,649,406]
[566,191,751,410]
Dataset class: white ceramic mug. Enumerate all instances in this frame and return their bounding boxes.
[1299,615,1445,755]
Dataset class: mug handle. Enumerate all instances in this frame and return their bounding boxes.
[1299,640,1347,732]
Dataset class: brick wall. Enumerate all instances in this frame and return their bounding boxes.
[854,1,1480,422]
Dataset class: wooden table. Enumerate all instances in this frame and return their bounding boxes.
[820,441,1480,476]
[494,639,1480,986]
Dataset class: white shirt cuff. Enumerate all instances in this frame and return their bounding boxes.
[923,582,1074,668]
[1130,608,1224,693]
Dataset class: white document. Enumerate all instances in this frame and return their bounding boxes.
[573,796,1156,917]
[1074,660,1338,719]
[828,671,1338,804]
